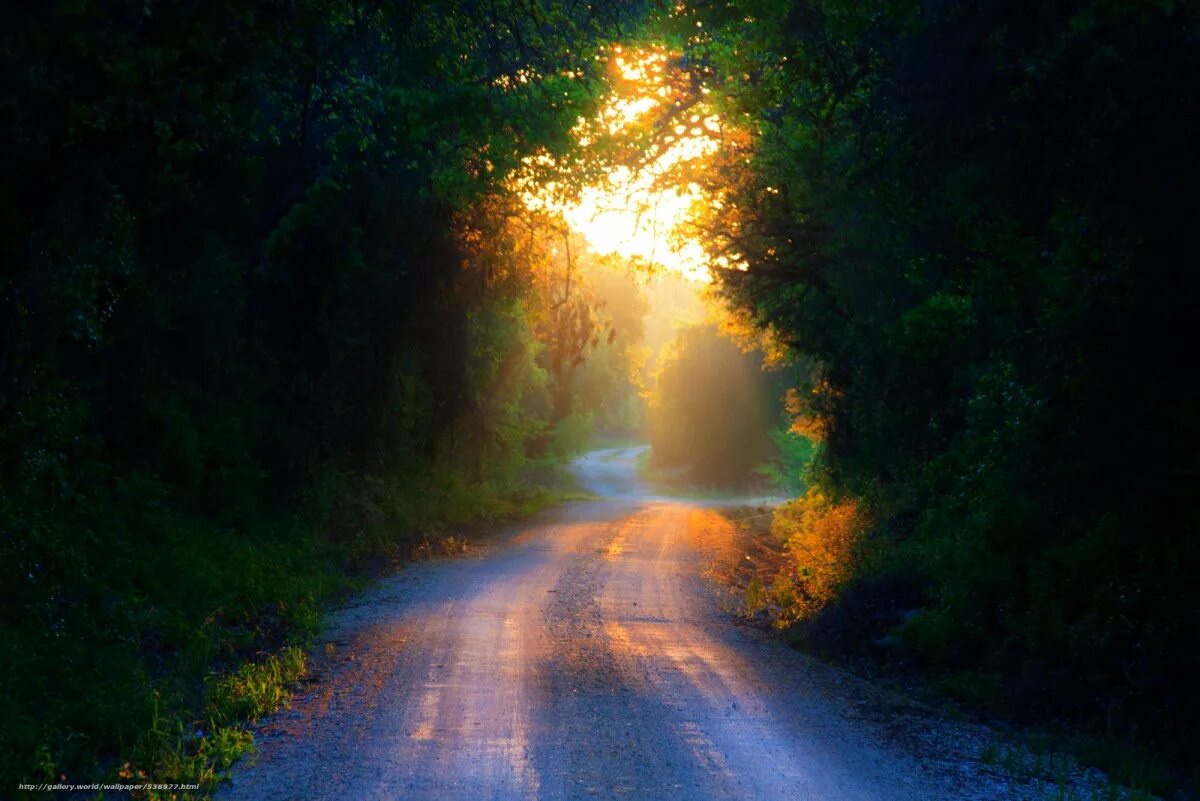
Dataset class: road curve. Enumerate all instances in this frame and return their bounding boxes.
[218,448,1019,801]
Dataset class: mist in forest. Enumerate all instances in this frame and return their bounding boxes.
[10,1,1195,791]
[646,323,786,487]
[510,146,782,486]
[574,256,787,488]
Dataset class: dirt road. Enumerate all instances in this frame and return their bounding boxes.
[218,448,1077,800]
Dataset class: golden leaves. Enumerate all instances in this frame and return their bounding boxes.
[770,488,867,622]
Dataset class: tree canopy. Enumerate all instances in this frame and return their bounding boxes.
[3,0,1198,790]
[652,0,1200,768]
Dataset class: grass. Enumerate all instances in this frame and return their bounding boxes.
[209,646,307,724]
[1,458,579,799]
[980,736,1077,787]
[979,735,1163,801]
[1072,738,1174,799]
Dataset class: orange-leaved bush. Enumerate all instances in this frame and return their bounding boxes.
[770,488,867,623]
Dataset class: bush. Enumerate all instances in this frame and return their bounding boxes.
[769,488,868,623]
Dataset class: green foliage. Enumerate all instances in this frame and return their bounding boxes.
[669,0,1200,773]
[755,429,818,495]
[0,0,645,790]
[574,261,651,436]
[210,647,308,724]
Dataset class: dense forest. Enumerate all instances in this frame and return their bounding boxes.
[3,0,1198,795]
[663,0,1200,784]
[0,0,648,787]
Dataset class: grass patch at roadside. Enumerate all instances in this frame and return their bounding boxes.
[979,734,1167,801]
[1,458,580,799]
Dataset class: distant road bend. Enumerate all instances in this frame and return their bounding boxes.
[220,447,1025,801]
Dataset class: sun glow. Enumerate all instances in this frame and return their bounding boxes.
[520,46,725,283]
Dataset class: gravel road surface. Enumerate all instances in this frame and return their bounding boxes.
[219,448,1110,801]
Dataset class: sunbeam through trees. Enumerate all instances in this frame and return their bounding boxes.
[2,1,1198,797]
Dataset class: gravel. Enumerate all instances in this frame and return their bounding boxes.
[218,448,1128,801]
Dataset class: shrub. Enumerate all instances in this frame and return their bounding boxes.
[770,488,868,623]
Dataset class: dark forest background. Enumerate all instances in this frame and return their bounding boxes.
[2,0,1199,795]
[0,0,647,786]
[671,0,1200,790]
